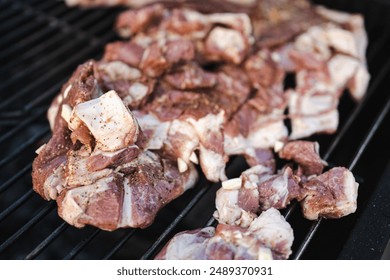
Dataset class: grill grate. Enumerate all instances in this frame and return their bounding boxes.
[0,0,390,260]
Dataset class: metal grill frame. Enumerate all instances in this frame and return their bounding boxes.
[0,0,390,260]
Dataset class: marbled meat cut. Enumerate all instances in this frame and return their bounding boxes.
[33,0,369,231]
[214,140,359,226]
[33,62,197,230]
[155,208,294,260]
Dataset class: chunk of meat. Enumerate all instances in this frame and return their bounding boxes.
[33,61,100,200]
[115,4,164,38]
[204,26,250,64]
[224,88,288,166]
[277,140,326,176]
[140,90,228,182]
[155,227,215,260]
[300,167,359,220]
[156,208,294,260]
[215,165,301,226]
[33,72,199,230]
[69,90,139,152]
[95,61,155,109]
[164,63,217,90]
[103,41,144,68]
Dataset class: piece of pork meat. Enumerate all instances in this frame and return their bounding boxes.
[33,65,198,230]
[276,140,327,177]
[156,208,294,260]
[113,5,254,65]
[300,167,359,220]
[214,165,302,226]
[138,90,228,182]
[95,60,155,109]
[224,87,288,167]
[274,22,369,139]
[33,61,101,199]
[215,149,359,225]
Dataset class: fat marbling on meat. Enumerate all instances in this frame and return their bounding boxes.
[215,140,359,225]
[156,208,293,260]
[33,62,198,230]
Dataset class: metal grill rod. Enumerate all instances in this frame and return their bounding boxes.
[0,164,32,194]
[23,79,67,112]
[0,108,46,146]
[63,229,100,260]
[0,1,65,45]
[0,12,112,92]
[0,36,112,111]
[0,0,60,31]
[24,222,69,260]
[0,202,55,255]
[0,189,34,223]
[0,5,19,22]
[102,230,137,260]
[0,127,50,169]
[0,9,88,64]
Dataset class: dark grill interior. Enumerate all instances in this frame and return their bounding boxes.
[1,0,390,260]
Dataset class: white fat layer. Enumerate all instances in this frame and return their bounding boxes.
[315,6,367,61]
[290,110,338,139]
[214,187,255,227]
[189,152,198,164]
[61,104,72,125]
[73,90,139,152]
[99,61,141,81]
[348,64,370,100]
[207,27,246,64]
[43,164,65,200]
[326,27,358,57]
[339,169,358,214]
[63,84,72,99]
[47,93,63,131]
[135,112,169,150]
[169,120,199,162]
[208,13,252,36]
[274,141,285,153]
[35,144,46,155]
[165,228,214,260]
[269,171,289,207]
[177,157,188,173]
[242,165,273,180]
[247,117,288,149]
[59,176,113,228]
[328,54,359,90]
[215,188,240,223]
[222,178,242,190]
[258,247,273,260]
[182,163,198,191]
[199,145,227,182]
[119,177,134,228]
[187,112,226,181]
[123,82,149,105]
[249,208,294,258]
[224,134,247,156]
[295,26,331,61]
[289,90,339,139]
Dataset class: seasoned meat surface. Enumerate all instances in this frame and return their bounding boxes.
[156,208,294,260]
[33,65,198,230]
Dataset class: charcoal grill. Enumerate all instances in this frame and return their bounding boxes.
[1,0,390,260]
